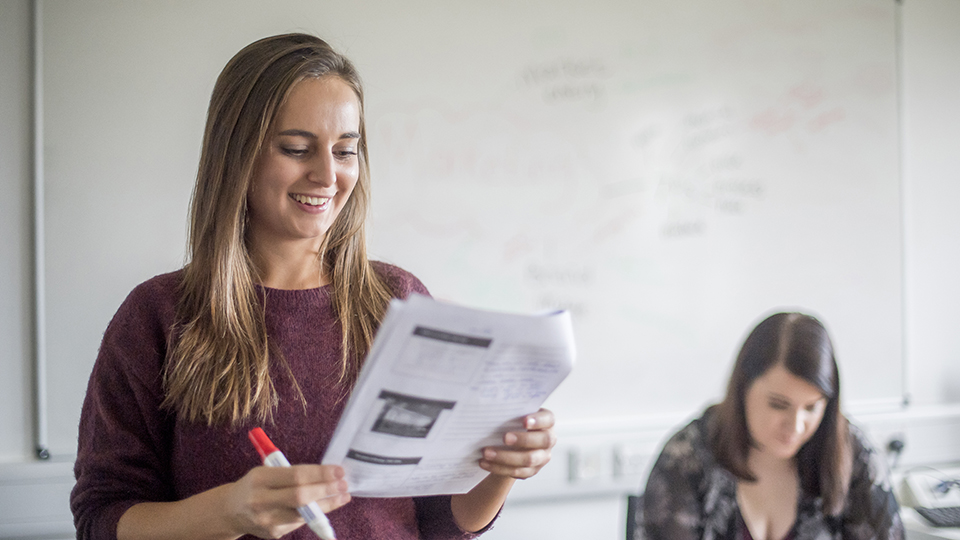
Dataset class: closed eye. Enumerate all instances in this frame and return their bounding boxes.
[805,399,825,413]
[281,146,309,157]
[768,400,790,410]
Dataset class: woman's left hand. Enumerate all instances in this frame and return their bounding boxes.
[450,408,557,531]
[479,408,556,479]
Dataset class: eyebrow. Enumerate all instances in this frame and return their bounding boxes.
[278,129,360,140]
[767,392,825,406]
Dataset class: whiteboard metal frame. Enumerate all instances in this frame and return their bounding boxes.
[895,0,911,408]
[32,0,50,461]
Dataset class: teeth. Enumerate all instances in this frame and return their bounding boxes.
[293,194,330,206]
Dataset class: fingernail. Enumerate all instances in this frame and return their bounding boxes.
[504,433,518,445]
[526,417,536,429]
[484,448,497,460]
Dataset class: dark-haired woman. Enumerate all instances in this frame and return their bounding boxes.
[634,312,903,540]
[70,33,555,540]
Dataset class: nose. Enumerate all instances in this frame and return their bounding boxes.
[307,152,336,187]
[794,410,806,434]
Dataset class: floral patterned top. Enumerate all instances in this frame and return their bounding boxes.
[633,408,904,540]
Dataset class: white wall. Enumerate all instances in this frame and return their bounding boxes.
[1,1,959,539]
[902,0,960,406]
[0,0,35,463]
[0,2,78,537]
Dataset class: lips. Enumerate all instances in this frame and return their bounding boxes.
[292,193,331,207]
[776,434,800,447]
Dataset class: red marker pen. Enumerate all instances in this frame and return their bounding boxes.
[248,428,337,540]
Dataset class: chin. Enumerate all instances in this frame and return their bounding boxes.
[780,448,801,460]
[767,442,801,459]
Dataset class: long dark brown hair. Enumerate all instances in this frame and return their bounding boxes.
[161,33,394,426]
[708,312,853,515]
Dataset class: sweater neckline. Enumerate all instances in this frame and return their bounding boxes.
[255,284,332,306]
[256,283,331,293]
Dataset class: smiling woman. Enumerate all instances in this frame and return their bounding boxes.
[634,312,904,540]
[69,33,558,540]
[246,77,363,290]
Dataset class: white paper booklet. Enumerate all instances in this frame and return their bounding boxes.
[321,294,575,497]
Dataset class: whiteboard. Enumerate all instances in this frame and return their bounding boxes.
[41,0,902,457]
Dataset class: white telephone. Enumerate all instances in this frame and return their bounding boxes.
[901,471,960,509]
[899,470,960,528]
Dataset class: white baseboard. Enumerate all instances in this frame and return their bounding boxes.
[0,460,74,539]
[507,402,960,504]
[850,403,960,470]
[1,404,958,536]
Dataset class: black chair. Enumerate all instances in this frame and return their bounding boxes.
[626,493,643,540]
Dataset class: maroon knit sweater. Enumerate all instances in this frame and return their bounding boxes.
[71,263,489,540]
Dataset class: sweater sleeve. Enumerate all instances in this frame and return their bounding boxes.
[415,495,494,540]
[840,425,905,540]
[637,422,708,540]
[370,261,430,299]
[71,275,179,540]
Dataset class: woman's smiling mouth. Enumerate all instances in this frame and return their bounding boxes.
[292,193,331,207]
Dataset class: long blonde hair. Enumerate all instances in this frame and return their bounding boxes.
[162,33,394,426]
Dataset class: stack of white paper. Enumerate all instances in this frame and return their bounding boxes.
[322,294,575,497]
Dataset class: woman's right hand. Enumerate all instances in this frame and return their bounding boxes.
[224,464,351,538]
